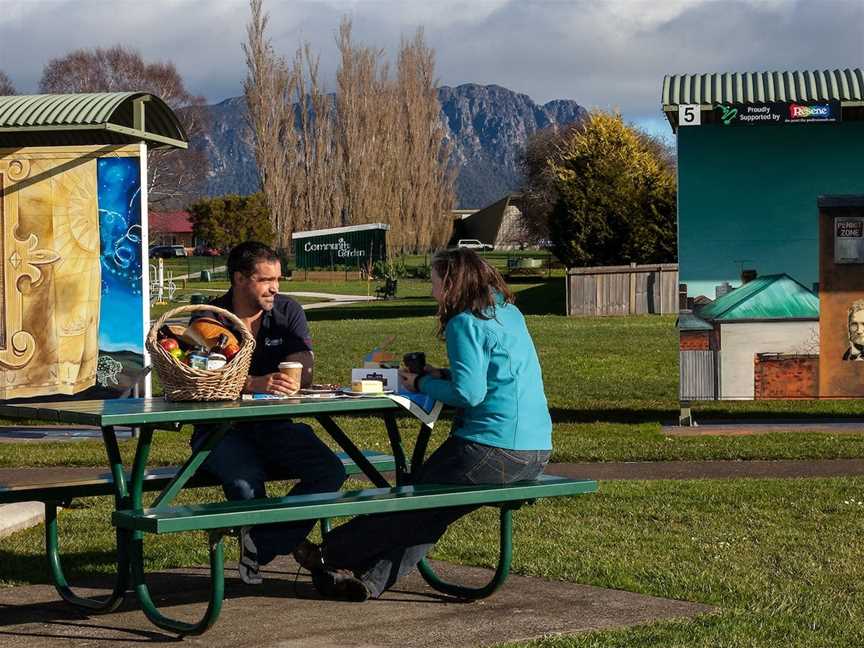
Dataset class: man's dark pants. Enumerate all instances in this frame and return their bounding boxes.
[192,421,347,565]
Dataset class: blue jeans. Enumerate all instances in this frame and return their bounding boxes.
[321,436,551,597]
[192,421,347,565]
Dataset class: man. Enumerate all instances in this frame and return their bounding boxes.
[191,241,346,584]
[843,300,864,361]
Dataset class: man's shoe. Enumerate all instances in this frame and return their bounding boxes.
[238,526,263,585]
[311,568,370,602]
[293,539,323,572]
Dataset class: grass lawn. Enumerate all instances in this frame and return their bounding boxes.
[2,278,864,646]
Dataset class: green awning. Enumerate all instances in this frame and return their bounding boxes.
[0,92,188,149]
[662,69,863,108]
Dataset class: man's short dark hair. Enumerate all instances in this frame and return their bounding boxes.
[227,241,279,285]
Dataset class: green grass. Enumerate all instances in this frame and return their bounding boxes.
[1,478,862,647]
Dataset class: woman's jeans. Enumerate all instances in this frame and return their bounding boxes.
[192,421,347,565]
[322,436,551,597]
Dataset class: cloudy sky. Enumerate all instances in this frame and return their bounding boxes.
[1,0,862,138]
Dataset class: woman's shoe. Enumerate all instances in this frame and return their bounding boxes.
[311,568,371,602]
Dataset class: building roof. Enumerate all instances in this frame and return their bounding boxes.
[0,92,188,149]
[291,223,390,240]
[661,68,864,129]
[677,311,714,332]
[695,274,819,322]
[150,211,193,234]
[662,69,863,108]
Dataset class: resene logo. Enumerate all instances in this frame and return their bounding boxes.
[789,103,831,119]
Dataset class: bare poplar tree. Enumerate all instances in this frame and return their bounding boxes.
[336,18,393,232]
[243,0,301,249]
[294,43,343,232]
[395,29,454,253]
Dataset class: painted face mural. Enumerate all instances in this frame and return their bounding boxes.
[843,300,864,361]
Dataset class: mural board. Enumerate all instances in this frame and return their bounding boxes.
[0,146,147,401]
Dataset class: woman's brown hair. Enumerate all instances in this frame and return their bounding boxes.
[431,248,514,337]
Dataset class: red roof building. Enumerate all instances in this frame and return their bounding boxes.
[149,210,194,248]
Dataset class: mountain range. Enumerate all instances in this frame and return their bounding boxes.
[192,83,585,209]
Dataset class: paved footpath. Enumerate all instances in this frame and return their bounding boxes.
[0,558,712,648]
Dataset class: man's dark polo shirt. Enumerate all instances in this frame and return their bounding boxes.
[198,290,312,376]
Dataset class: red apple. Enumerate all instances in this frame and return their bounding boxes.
[159,338,179,352]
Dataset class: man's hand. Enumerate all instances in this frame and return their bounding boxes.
[246,372,300,395]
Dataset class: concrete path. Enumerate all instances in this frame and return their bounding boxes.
[663,418,864,436]
[0,557,712,647]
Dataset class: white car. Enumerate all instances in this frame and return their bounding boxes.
[457,239,494,251]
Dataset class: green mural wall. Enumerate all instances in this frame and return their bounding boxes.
[678,121,864,300]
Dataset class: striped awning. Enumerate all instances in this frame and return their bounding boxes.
[662,69,864,109]
[0,92,188,149]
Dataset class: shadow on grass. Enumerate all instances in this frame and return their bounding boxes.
[550,405,864,426]
[513,278,566,316]
[305,300,438,322]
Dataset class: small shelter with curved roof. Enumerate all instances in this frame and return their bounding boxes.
[0,91,188,402]
[0,92,188,149]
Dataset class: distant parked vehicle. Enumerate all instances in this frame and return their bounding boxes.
[194,245,221,256]
[456,239,494,251]
[149,245,187,258]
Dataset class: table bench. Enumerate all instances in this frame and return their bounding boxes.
[0,397,597,637]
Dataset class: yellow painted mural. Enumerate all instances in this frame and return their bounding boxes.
[0,145,142,400]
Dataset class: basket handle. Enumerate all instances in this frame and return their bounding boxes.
[147,303,255,348]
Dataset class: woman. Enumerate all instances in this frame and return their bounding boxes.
[308,248,553,601]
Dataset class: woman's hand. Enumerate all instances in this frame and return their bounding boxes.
[398,368,419,393]
[245,372,299,395]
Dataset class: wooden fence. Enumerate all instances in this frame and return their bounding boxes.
[566,263,679,316]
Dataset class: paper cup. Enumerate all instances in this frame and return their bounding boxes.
[278,361,303,394]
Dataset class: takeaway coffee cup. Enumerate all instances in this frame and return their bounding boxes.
[403,352,426,375]
[278,361,303,394]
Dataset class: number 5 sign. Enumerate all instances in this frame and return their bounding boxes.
[678,104,701,126]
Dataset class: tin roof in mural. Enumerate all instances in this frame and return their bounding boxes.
[0,92,188,149]
[696,274,820,322]
[676,311,715,331]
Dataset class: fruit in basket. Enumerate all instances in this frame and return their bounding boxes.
[169,347,185,361]
[223,343,240,361]
[159,338,180,352]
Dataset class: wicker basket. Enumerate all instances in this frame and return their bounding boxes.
[146,304,256,402]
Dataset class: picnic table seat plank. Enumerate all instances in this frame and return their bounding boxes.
[0,450,397,503]
[112,475,596,533]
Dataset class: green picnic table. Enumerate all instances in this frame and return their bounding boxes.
[0,397,596,636]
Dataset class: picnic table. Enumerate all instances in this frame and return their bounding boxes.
[0,396,596,636]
